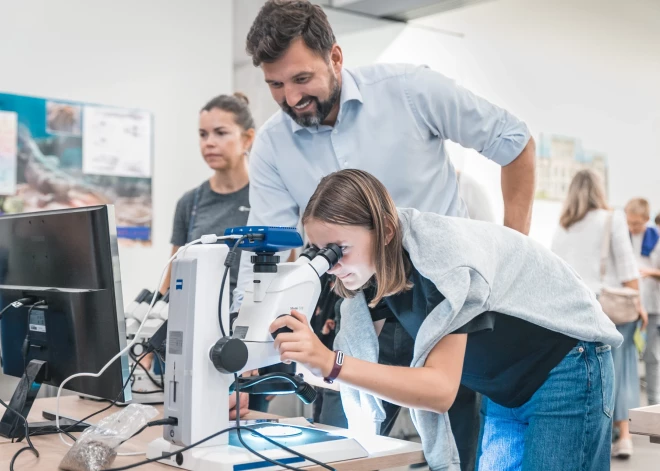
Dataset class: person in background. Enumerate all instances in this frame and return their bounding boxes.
[161,92,255,418]
[551,170,646,459]
[655,211,660,232]
[625,199,660,410]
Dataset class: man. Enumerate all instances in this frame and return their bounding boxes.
[233,1,536,469]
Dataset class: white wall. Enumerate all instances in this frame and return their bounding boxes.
[416,0,660,244]
[1,0,235,304]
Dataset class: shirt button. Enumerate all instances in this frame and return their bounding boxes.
[333,129,338,134]
[343,161,348,167]
[578,347,584,353]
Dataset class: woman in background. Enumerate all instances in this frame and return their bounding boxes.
[552,170,646,459]
[162,92,254,297]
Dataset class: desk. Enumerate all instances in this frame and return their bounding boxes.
[630,404,660,445]
[1,396,425,470]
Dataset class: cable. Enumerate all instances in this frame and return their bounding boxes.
[129,350,163,389]
[0,398,39,471]
[22,301,45,371]
[218,234,247,337]
[54,235,242,447]
[0,297,36,320]
[233,373,334,471]
[58,351,149,436]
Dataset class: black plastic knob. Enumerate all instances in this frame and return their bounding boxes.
[270,314,293,340]
[209,337,248,374]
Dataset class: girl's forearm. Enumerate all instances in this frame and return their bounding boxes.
[335,356,458,414]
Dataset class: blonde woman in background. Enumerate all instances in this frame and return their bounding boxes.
[551,170,647,459]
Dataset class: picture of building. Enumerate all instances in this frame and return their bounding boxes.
[535,133,608,201]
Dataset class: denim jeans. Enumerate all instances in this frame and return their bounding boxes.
[319,318,481,471]
[477,341,614,471]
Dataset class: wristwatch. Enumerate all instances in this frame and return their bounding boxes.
[324,350,344,384]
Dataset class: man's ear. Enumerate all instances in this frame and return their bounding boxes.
[329,44,343,75]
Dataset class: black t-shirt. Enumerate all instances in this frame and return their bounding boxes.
[366,253,578,408]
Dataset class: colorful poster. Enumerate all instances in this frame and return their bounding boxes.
[0,111,18,196]
[0,93,153,244]
[83,106,152,178]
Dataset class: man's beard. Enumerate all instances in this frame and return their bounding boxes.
[280,74,341,128]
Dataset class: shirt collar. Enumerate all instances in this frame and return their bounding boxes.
[289,68,363,134]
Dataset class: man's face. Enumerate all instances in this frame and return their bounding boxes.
[626,212,649,235]
[262,38,341,127]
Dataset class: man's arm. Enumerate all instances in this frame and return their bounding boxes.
[501,137,535,234]
[406,66,535,233]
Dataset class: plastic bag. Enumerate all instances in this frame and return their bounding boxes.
[59,403,158,471]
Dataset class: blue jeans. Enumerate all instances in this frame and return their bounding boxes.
[477,341,614,471]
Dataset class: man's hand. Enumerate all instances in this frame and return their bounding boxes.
[271,310,335,378]
[229,391,249,420]
[501,137,536,235]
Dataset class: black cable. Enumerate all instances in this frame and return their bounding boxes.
[129,350,163,389]
[218,234,247,337]
[130,390,164,395]
[233,373,334,471]
[9,445,37,471]
[0,398,39,471]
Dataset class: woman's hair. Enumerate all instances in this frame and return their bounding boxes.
[625,198,650,219]
[302,169,411,307]
[200,92,255,131]
[559,170,609,229]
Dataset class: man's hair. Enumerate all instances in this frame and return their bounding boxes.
[625,198,650,220]
[655,212,660,226]
[302,169,412,307]
[246,0,336,67]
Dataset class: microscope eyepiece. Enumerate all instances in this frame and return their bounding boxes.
[317,244,342,269]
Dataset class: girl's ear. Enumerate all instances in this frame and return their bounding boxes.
[384,219,395,245]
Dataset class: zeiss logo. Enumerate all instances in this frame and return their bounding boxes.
[175,279,183,290]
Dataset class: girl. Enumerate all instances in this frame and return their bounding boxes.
[271,169,621,471]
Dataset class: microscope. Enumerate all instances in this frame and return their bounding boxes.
[146,227,367,470]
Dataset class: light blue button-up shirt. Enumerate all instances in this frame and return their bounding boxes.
[233,63,531,306]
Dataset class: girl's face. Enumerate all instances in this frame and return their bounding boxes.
[304,219,376,290]
[198,108,251,172]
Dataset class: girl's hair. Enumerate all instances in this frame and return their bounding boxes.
[559,169,609,229]
[302,169,411,306]
[200,92,255,131]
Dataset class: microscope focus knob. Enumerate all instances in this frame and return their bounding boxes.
[209,337,248,374]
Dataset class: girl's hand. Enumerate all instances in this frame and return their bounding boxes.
[270,310,335,378]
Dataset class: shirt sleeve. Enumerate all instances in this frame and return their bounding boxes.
[610,210,639,284]
[450,311,496,335]
[405,65,531,166]
[170,193,191,246]
[232,134,301,311]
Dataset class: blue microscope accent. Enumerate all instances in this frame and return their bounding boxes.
[223,226,303,253]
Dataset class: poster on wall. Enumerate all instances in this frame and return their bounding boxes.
[535,133,609,201]
[83,106,152,178]
[0,92,153,245]
[0,111,18,195]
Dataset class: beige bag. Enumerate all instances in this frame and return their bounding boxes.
[598,211,641,325]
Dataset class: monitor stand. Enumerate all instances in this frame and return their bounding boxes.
[0,359,90,440]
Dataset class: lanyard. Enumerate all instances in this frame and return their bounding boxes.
[186,185,202,244]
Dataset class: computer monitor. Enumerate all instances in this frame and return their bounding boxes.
[0,205,131,437]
